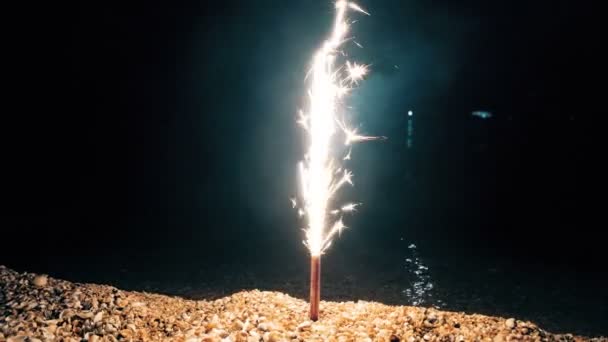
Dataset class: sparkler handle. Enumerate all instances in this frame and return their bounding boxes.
[309,255,321,321]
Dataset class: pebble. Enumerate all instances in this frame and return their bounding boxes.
[0,266,604,342]
[33,275,47,287]
[297,321,312,331]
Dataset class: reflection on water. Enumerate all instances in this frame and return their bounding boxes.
[402,243,445,308]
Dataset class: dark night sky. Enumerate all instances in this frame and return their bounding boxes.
[3,0,603,277]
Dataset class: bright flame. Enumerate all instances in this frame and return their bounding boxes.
[296,1,380,256]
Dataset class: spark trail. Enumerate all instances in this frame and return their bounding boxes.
[296,0,381,258]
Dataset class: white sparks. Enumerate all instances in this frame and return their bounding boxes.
[339,122,385,145]
[346,61,368,84]
[348,2,370,16]
[323,218,348,247]
[343,148,352,160]
[341,203,360,212]
[296,1,379,256]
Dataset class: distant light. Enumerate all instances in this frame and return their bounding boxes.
[472,110,492,119]
[408,110,413,116]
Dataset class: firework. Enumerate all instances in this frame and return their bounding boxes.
[294,0,380,321]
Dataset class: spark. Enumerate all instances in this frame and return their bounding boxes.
[296,1,378,256]
[345,61,369,84]
[336,169,353,188]
[338,121,386,145]
[323,218,348,246]
[343,148,352,160]
[341,203,360,212]
[348,2,370,16]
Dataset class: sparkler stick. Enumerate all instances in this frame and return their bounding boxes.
[309,255,321,321]
[295,1,379,321]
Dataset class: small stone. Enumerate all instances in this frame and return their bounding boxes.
[202,336,221,342]
[234,331,248,342]
[267,332,282,342]
[33,275,48,287]
[116,298,128,307]
[77,312,94,319]
[493,333,506,342]
[9,338,28,342]
[505,318,516,329]
[119,329,133,338]
[297,321,312,331]
[93,311,103,323]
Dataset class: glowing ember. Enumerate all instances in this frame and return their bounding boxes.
[296,1,380,257]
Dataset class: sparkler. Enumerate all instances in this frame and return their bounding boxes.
[294,0,381,321]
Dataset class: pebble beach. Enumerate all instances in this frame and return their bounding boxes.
[1,266,605,342]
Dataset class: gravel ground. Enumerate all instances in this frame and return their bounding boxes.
[1,266,606,342]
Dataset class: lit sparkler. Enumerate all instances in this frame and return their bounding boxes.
[294,0,381,321]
